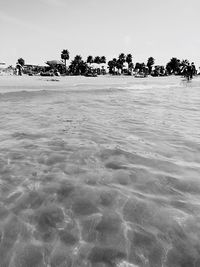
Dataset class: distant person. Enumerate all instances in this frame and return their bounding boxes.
[16,63,22,76]
[184,63,193,81]
[191,62,196,76]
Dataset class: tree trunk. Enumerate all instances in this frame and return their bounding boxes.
[65,60,67,75]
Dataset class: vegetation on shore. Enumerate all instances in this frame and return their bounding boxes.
[13,50,198,77]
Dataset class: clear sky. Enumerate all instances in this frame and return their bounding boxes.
[1,0,200,67]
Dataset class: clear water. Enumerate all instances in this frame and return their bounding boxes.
[0,75,200,267]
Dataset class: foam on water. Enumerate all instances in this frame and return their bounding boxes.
[0,75,200,266]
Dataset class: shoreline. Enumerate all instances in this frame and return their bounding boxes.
[0,75,182,91]
[1,75,200,95]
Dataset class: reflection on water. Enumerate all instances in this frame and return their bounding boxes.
[0,75,200,266]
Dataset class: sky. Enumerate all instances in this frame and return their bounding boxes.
[1,0,200,67]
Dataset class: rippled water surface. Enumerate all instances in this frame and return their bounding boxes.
[0,75,200,267]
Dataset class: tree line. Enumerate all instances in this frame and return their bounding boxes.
[16,49,197,76]
[59,50,197,76]
[60,50,155,76]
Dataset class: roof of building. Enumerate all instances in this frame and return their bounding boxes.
[46,60,64,66]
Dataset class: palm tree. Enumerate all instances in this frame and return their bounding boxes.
[126,54,133,73]
[94,56,101,64]
[69,55,87,75]
[118,53,126,74]
[17,58,25,66]
[108,58,117,74]
[119,53,126,63]
[100,56,106,63]
[16,58,25,76]
[166,57,181,74]
[135,62,145,72]
[87,55,93,64]
[147,57,155,74]
[116,59,122,74]
[126,54,132,65]
[179,59,189,75]
[74,55,82,63]
[180,59,189,67]
[107,61,113,74]
[61,49,69,74]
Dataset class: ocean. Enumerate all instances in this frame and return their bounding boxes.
[0,75,200,267]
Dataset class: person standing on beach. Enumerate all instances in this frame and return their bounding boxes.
[16,63,22,76]
[188,63,193,79]
[191,62,196,77]
[183,63,193,81]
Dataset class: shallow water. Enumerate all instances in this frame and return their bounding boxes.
[0,75,200,267]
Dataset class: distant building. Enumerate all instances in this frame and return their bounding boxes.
[0,63,15,75]
[0,62,7,75]
[0,62,6,70]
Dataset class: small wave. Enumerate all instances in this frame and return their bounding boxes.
[12,132,45,140]
[46,78,60,82]
[117,83,182,90]
[61,87,125,94]
[117,261,139,267]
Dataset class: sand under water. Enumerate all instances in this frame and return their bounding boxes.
[0,75,200,267]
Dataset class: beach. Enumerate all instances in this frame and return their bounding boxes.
[0,75,200,266]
